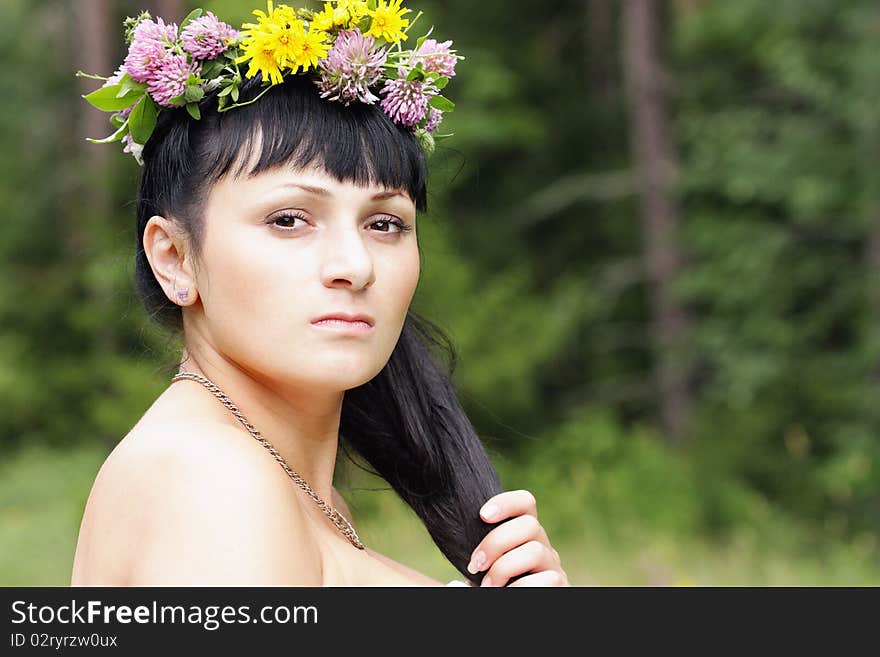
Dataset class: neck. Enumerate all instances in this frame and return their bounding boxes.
[174,344,343,505]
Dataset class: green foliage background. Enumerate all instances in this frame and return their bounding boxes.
[1,0,879,585]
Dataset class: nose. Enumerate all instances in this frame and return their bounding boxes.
[319,223,375,290]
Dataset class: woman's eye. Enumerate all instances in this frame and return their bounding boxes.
[370,217,411,234]
[270,214,307,229]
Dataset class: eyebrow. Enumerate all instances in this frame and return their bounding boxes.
[277,182,407,201]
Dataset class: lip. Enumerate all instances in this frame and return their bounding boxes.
[311,312,375,326]
[310,312,375,335]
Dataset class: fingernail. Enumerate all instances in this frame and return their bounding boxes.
[467,551,486,574]
[480,503,499,520]
[480,575,493,588]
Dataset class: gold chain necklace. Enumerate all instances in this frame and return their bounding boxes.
[170,370,365,550]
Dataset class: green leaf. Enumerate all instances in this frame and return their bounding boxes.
[432,132,454,141]
[82,84,143,111]
[428,95,455,112]
[407,67,423,82]
[224,48,243,64]
[128,95,158,145]
[186,102,201,120]
[184,85,205,103]
[201,60,224,80]
[168,92,186,105]
[180,8,203,30]
[85,120,129,144]
[231,86,239,102]
[116,76,147,98]
[433,76,449,90]
[414,26,435,52]
[218,84,234,97]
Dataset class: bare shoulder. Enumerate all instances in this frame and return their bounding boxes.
[106,420,322,586]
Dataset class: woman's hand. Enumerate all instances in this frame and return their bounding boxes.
[467,489,570,587]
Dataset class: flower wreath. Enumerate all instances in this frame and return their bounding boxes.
[77,0,461,164]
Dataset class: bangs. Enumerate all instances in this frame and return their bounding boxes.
[194,75,428,211]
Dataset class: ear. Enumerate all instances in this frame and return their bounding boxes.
[143,215,199,306]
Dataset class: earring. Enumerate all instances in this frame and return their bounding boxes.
[176,287,190,304]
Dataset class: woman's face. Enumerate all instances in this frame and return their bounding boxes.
[187,159,420,394]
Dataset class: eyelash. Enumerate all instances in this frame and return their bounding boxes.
[268,212,413,234]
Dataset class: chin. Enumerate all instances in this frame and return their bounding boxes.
[302,352,389,390]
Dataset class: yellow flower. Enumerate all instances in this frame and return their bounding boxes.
[244,1,274,28]
[273,3,301,27]
[312,2,349,31]
[337,0,369,23]
[293,25,331,71]
[266,19,308,68]
[366,0,410,43]
[241,1,300,38]
[237,1,325,83]
[235,31,284,85]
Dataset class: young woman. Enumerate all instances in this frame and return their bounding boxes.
[70,4,568,587]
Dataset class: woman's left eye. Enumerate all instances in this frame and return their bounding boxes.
[370,217,413,234]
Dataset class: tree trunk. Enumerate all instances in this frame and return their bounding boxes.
[74,0,112,237]
[622,0,692,441]
[72,0,116,352]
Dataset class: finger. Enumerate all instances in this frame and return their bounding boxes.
[479,489,538,524]
[480,539,556,588]
[467,513,548,574]
[507,570,567,587]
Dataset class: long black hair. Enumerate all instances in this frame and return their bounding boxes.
[134,73,503,585]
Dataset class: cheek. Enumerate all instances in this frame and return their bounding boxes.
[195,230,310,364]
[200,233,285,315]
[373,242,420,355]
[385,242,420,315]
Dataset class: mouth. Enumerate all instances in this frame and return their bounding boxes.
[310,313,375,335]
[311,312,374,326]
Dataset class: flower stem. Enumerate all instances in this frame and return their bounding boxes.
[217,85,273,112]
[75,70,109,81]
[405,11,424,36]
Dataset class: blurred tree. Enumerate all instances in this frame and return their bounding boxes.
[623,0,692,441]
[74,0,115,352]
[673,0,880,534]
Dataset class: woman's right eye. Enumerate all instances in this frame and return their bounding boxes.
[269,213,307,230]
